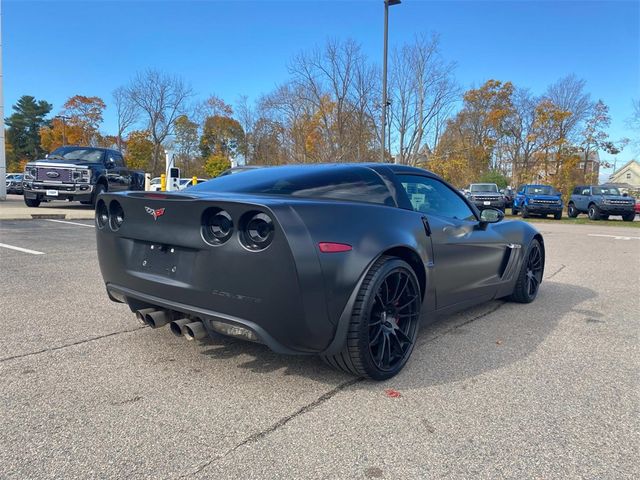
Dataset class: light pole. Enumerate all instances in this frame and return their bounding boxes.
[381,0,401,163]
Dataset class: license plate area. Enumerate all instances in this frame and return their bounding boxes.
[134,242,196,280]
[46,189,59,197]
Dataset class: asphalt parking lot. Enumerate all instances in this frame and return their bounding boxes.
[0,218,638,479]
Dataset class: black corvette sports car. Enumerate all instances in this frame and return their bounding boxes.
[96,164,545,380]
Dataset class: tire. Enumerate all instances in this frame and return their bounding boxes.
[91,183,106,207]
[24,197,41,208]
[508,239,544,304]
[567,203,579,218]
[521,206,530,218]
[588,204,601,221]
[623,213,635,222]
[554,211,562,220]
[322,255,421,380]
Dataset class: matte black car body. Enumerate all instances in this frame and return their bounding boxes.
[96,164,544,377]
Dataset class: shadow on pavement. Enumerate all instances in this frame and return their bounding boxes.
[196,280,596,386]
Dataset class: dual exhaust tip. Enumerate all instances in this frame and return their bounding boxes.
[135,308,206,341]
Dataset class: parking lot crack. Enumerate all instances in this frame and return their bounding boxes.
[547,263,566,279]
[0,327,146,363]
[178,377,362,478]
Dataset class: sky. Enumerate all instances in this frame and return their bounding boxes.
[4,0,639,177]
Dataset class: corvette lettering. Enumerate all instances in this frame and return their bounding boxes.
[145,206,166,220]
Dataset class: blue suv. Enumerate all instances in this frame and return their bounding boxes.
[513,184,563,219]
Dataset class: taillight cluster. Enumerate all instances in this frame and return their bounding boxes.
[95,199,125,231]
[201,208,274,251]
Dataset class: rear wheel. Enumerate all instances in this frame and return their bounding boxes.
[567,203,578,218]
[588,204,600,221]
[322,256,421,380]
[509,239,544,303]
[24,197,41,208]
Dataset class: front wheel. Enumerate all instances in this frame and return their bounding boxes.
[567,203,578,218]
[322,255,421,380]
[588,204,601,221]
[509,239,544,303]
[24,197,41,208]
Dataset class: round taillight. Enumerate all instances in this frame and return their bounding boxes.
[240,212,274,251]
[109,200,125,231]
[202,208,233,245]
[95,200,108,229]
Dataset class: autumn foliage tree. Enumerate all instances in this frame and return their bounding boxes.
[125,130,154,172]
[62,95,107,145]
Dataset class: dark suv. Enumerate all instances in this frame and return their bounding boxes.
[465,183,506,212]
[23,146,144,207]
[512,184,563,219]
[568,185,635,221]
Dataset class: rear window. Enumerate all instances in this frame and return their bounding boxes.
[190,166,394,206]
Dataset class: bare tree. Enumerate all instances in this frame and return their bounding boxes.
[235,95,256,163]
[545,74,592,143]
[502,88,542,183]
[389,35,458,165]
[112,86,139,151]
[126,70,193,174]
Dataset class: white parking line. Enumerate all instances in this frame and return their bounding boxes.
[0,243,45,255]
[45,219,95,228]
[588,234,640,241]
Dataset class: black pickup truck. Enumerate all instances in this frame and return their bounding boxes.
[22,146,144,207]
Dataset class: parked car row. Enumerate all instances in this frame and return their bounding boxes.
[461,181,637,222]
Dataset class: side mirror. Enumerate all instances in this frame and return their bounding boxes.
[480,208,504,224]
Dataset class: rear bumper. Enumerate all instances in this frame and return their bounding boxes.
[107,283,312,355]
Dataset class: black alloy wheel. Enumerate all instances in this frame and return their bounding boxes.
[322,256,421,380]
[509,239,544,303]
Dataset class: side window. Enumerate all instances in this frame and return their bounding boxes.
[397,175,476,221]
[113,153,125,168]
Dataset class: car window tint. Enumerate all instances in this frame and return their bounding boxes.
[397,175,476,221]
[193,166,395,206]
